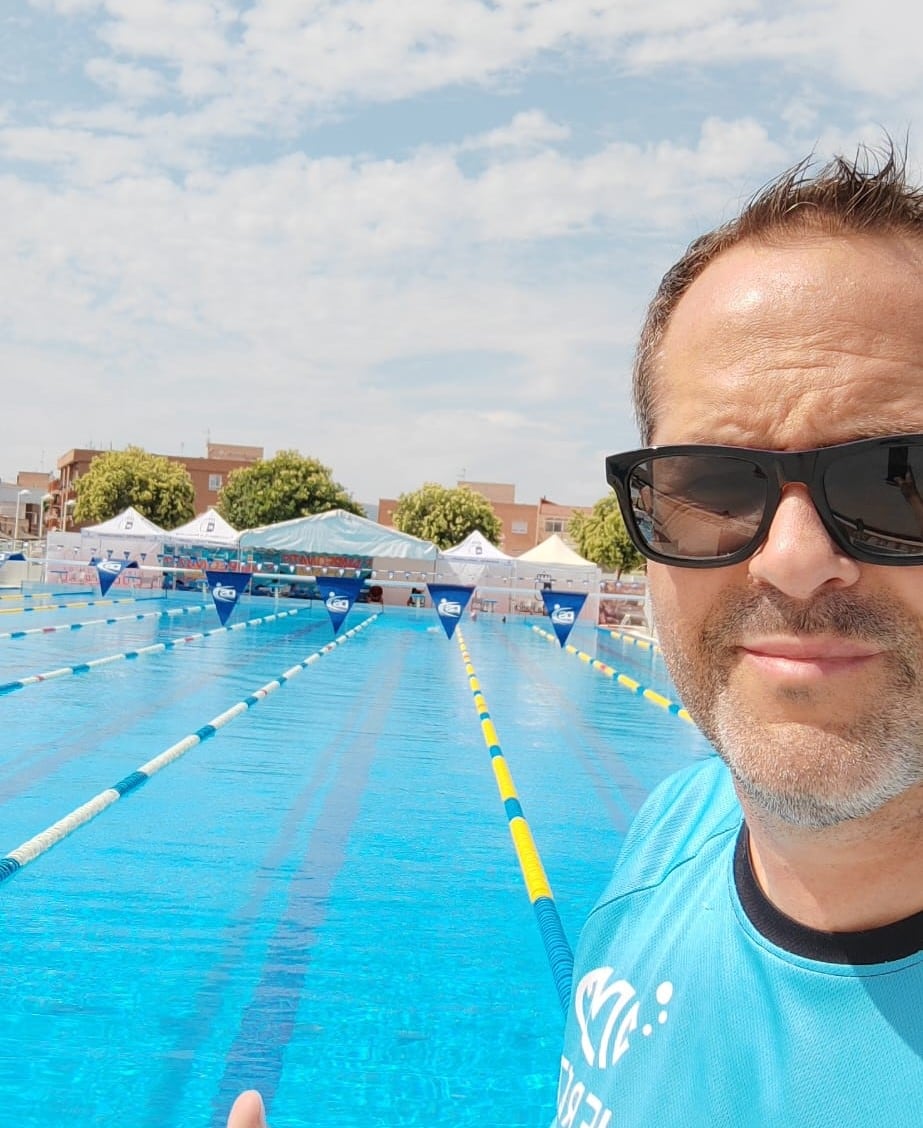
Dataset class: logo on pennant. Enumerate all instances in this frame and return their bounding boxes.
[95,558,139,596]
[322,576,365,633]
[205,570,252,626]
[540,589,587,646]
[426,583,474,639]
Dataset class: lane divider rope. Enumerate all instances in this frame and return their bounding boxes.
[0,595,150,617]
[0,614,379,885]
[0,607,306,696]
[0,603,210,642]
[532,625,693,725]
[456,627,574,1013]
[0,589,94,602]
[600,627,661,655]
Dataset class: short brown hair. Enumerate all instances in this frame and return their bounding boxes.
[633,140,923,443]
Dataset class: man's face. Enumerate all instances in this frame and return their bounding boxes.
[648,232,923,828]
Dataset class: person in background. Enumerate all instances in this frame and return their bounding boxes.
[228,142,923,1127]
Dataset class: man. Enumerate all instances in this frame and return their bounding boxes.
[558,144,923,1126]
[229,145,923,1127]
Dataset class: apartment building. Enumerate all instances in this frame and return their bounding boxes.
[377,481,593,556]
[47,442,263,531]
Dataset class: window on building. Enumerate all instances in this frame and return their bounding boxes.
[511,520,528,534]
[544,518,565,533]
[208,473,223,491]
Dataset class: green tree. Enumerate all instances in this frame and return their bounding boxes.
[392,483,502,550]
[569,494,645,577]
[73,446,196,529]
[217,450,362,529]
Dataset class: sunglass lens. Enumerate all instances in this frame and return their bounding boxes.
[825,441,923,556]
[628,454,768,561]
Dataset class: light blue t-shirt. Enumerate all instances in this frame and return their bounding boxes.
[555,756,923,1127]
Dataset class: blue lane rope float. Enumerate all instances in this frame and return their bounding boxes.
[0,595,144,617]
[455,627,574,1014]
[532,625,693,725]
[0,607,306,696]
[0,614,379,885]
[0,602,209,641]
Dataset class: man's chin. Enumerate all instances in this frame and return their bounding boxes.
[729,769,875,830]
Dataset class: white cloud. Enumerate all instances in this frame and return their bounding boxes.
[460,111,571,153]
[7,0,923,504]
[84,57,170,102]
[32,0,923,142]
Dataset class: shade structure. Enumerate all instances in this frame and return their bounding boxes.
[167,508,239,548]
[441,529,511,561]
[82,506,167,538]
[79,506,166,567]
[238,508,438,560]
[513,534,601,620]
[516,533,595,567]
[438,528,513,590]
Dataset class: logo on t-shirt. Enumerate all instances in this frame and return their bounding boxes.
[575,967,674,1068]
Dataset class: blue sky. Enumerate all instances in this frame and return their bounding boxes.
[1,0,919,508]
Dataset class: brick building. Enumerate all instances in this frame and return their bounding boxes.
[47,442,263,532]
[377,481,593,556]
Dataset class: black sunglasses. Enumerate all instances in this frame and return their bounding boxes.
[605,434,923,568]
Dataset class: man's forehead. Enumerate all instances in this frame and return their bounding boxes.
[649,232,923,448]
[665,231,923,335]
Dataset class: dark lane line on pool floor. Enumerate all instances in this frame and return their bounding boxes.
[201,636,409,1126]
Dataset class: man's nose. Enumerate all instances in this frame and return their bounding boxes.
[746,484,861,598]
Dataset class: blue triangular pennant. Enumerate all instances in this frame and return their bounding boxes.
[206,570,252,626]
[540,589,587,647]
[321,576,365,634]
[426,583,475,639]
[95,558,139,596]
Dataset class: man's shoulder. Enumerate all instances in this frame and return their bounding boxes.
[596,755,741,909]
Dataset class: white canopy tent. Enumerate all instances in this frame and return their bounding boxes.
[441,529,511,561]
[512,534,601,619]
[167,508,240,548]
[437,529,513,592]
[79,506,166,565]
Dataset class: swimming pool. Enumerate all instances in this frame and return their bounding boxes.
[0,589,711,1126]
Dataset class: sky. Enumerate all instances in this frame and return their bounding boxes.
[2,1,921,509]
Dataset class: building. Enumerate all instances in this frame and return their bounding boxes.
[0,476,51,541]
[377,481,593,555]
[47,442,264,532]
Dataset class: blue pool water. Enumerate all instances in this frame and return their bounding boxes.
[0,589,712,1126]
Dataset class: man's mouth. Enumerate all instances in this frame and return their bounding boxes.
[737,636,884,678]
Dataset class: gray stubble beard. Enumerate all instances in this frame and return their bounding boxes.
[657,587,923,830]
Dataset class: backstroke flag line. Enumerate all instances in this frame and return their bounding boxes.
[321,576,365,634]
[427,583,475,639]
[94,558,139,597]
[205,570,252,626]
[540,589,587,647]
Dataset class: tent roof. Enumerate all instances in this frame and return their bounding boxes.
[441,529,511,561]
[168,507,239,546]
[238,508,438,559]
[82,506,167,537]
[517,533,596,567]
